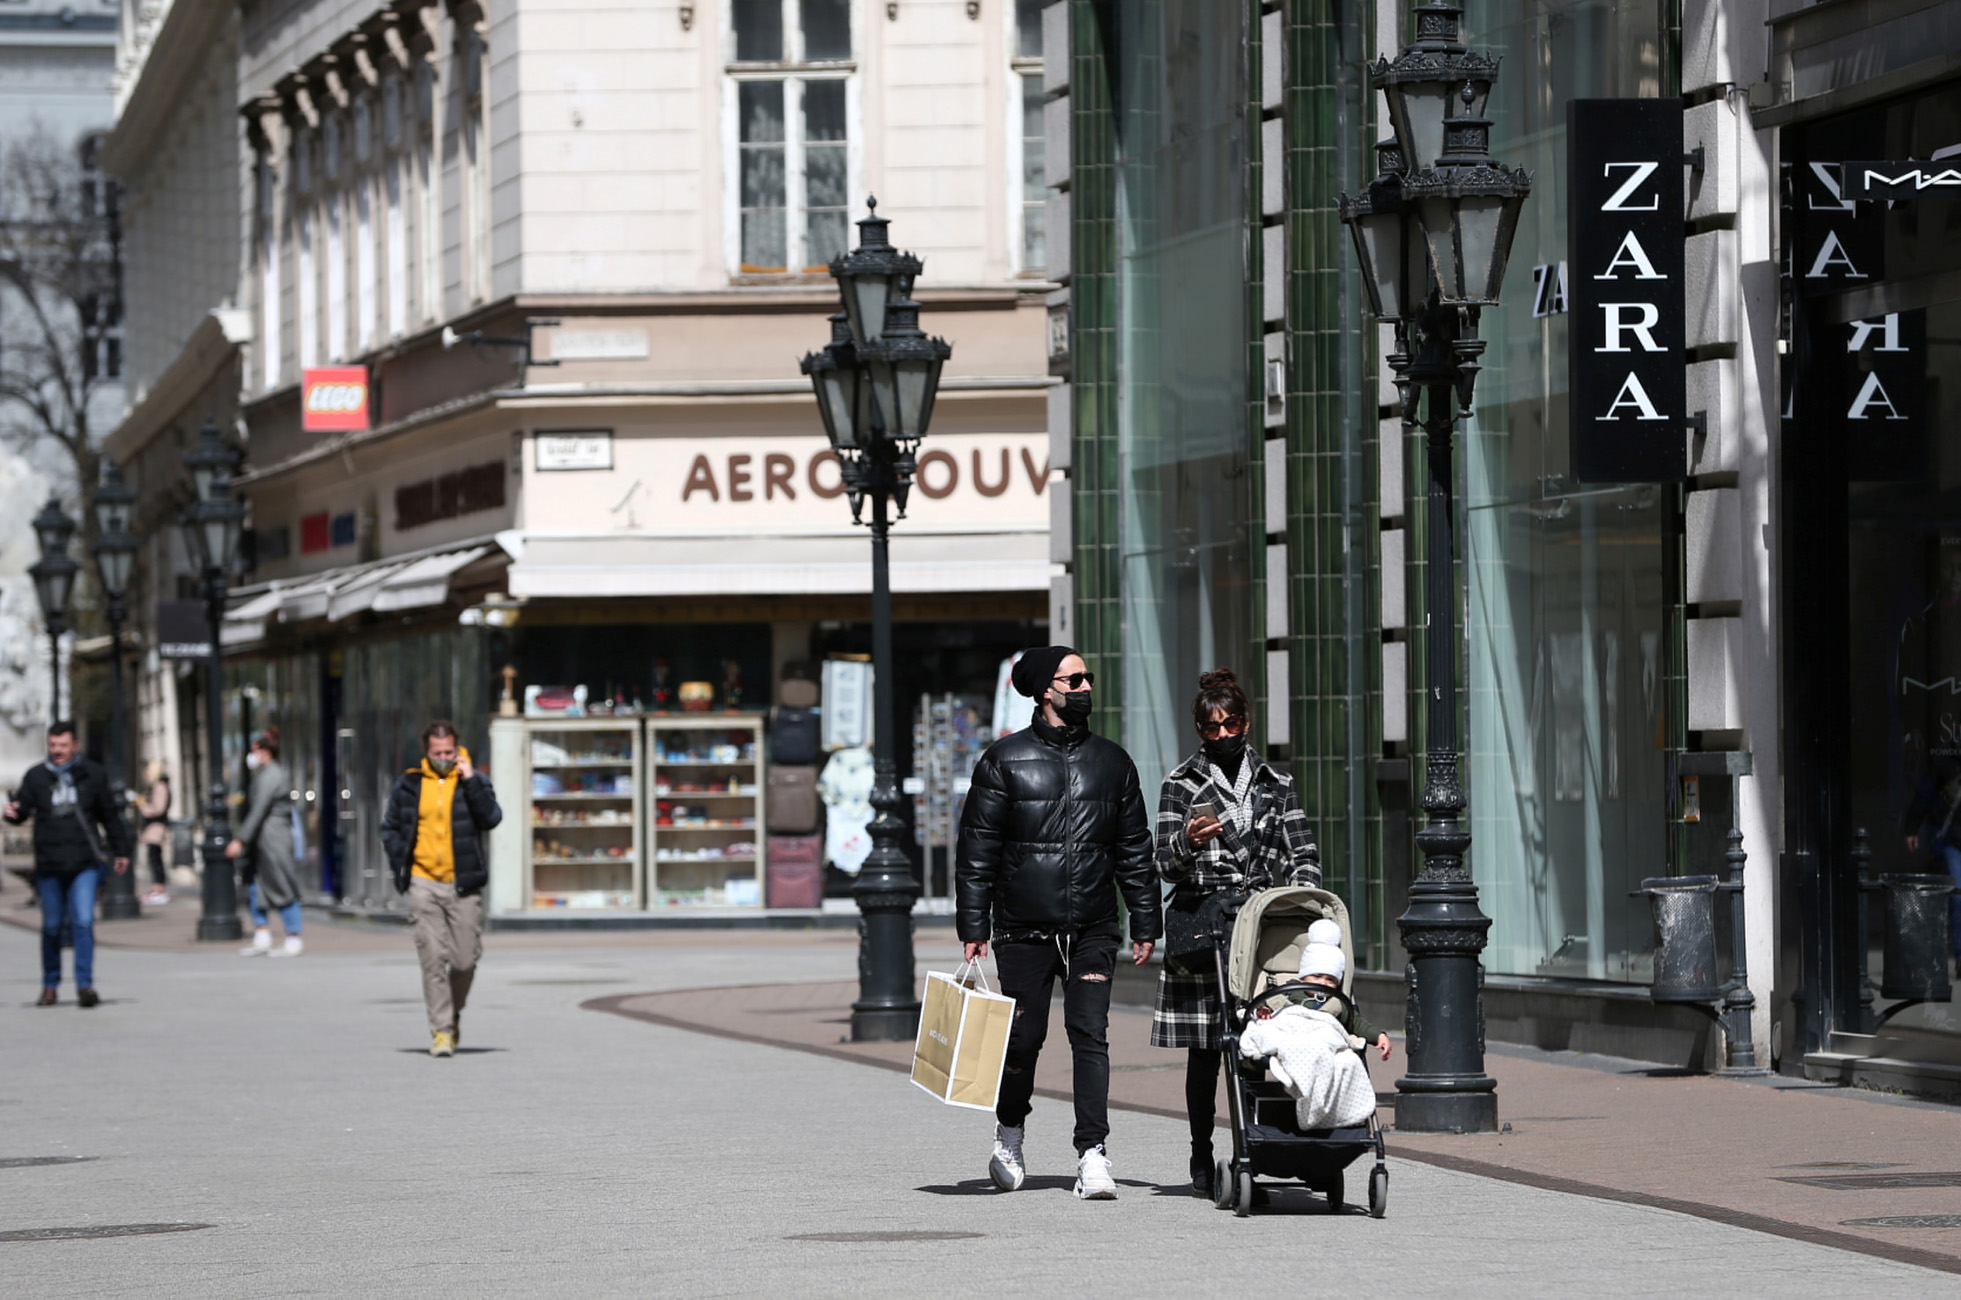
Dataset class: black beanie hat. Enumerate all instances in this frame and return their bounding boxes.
[1011,646,1078,698]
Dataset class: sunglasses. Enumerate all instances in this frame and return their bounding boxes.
[1052,671,1095,690]
[1198,716,1248,738]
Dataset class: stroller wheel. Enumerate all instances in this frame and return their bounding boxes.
[1212,1160,1235,1211]
[1368,1165,1388,1219]
[1323,1170,1344,1213]
[1232,1171,1254,1218]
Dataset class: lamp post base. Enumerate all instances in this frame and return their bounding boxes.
[197,914,244,942]
[1393,1087,1497,1135]
[99,886,142,921]
[1395,873,1499,1134]
[194,824,240,942]
[851,1004,923,1043]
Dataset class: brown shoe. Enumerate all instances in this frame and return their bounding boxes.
[36,988,57,1007]
[76,987,99,1008]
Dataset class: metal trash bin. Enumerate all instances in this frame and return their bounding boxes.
[1638,875,1722,1003]
[1879,874,1955,1003]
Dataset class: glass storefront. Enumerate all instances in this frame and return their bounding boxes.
[1785,82,1961,1040]
[1112,0,1255,795]
[1460,0,1670,979]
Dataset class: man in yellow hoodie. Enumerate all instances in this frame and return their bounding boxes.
[381,721,503,1057]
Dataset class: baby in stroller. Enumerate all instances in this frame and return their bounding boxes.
[1255,919,1393,1061]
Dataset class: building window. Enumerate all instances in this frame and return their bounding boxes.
[1013,0,1044,272]
[729,0,854,276]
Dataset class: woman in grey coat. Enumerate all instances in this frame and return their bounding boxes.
[228,726,304,956]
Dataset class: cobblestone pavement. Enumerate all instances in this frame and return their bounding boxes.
[2,921,1957,1297]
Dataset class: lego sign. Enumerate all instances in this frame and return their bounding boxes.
[302,366,370,432]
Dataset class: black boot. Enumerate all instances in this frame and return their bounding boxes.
[1190,1143,1214,1198]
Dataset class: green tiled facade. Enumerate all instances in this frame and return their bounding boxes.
[1068,0,1122,740]
[1279,0,1377,949]
[1063,0,1378,948]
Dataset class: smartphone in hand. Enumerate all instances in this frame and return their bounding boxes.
[1192,802,1219,824]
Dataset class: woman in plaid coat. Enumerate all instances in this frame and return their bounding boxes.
[1153,668,1321,1194]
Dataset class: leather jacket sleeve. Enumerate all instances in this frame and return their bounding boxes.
[1114,761,1161,942]
[954,748,1008,943]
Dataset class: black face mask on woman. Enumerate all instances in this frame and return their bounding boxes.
[1054,689,1094,725]
[1202,733,1247,767]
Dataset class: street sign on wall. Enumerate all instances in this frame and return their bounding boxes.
[1568,99,1686,484]
[301,366,371,433]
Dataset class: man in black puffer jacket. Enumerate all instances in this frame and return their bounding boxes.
[957,645,1159,1201]
[380,721,501,1057]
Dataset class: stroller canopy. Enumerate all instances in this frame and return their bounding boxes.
[1226,886,1354,1003]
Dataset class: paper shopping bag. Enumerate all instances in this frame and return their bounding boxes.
[910,964,1015,1111]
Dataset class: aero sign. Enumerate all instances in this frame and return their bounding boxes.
[1568,99,1686,484]
[302,366,370,432]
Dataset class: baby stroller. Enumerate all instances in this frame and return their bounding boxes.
[1207,885,1388,1218]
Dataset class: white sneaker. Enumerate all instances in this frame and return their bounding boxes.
[240,929,272,957]
[142,889,169,906]
[270,936,303,958]
[987,1123,1025,1191]
[1074,1144,1117,1200]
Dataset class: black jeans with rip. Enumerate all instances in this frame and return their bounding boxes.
[993,925,1120,1154]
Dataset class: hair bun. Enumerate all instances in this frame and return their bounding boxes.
[1198,667,1238,691]
[262,724,280,745]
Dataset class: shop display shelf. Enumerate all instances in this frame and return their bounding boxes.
[532,761,633,770]
[657,820,757,830]
[533,855,639,866]
[531,791,633,801]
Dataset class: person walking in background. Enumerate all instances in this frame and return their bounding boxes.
[4,721,132,1007]
[381,722,501,1058]
[230,728,303,957]
[956,646,1160,1200]
[1153,668,1321,1198]
[137,760,172,907]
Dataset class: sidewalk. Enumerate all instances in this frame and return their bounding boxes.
[591,979,1961,1277]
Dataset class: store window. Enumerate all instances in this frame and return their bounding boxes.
[1014,0,1044,271]
[1113,0,1254,796]
[1459,0,1668,981]
[729,0,854,275]
[1785,85,1961,920]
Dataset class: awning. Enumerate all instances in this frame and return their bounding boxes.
[504,531,1050,598]
[226,542,502,628]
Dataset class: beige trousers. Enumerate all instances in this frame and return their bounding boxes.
[409,876,484,1037]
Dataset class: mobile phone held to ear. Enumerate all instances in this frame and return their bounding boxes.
[1192,802,1219,824]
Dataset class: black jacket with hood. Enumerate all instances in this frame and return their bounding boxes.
[955,711,1161,945]
[379,753,502,896]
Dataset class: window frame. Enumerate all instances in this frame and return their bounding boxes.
[723,0,860,281]
[1008,2,1045,278]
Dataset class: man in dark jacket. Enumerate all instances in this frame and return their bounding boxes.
[380,721,501,1057]
[957,646,1159,1200]
[5,721,132,1007]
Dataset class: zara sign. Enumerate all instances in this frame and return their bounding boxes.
[1568,99,1687,484]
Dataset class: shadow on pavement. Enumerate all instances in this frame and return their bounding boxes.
[915,1176,1159,1197]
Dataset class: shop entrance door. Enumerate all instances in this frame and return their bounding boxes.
[1783,89,1961,1059]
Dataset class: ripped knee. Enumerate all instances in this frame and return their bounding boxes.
[1078,972,1109,983]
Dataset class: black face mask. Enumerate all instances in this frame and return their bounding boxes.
[1054,689,1094,725]
[1202,734,1247,766]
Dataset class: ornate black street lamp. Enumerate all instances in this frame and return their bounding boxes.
[92,463,142,920]
[29,496,79,725]
[801,198,951,1042]
[179,419,246,942]
[1342,0,1529,1135]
